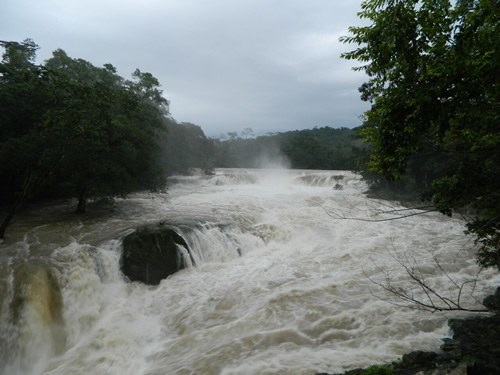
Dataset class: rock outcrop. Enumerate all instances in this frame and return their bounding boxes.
[120,223,194,285]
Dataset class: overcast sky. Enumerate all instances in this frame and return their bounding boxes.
[1,0,369,137]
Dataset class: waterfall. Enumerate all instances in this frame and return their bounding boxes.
[1,264,64,375]
[0,169,496,375]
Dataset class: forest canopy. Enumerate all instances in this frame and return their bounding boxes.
[212,127,367,170]
[341,0,499,268]
[0,39,168,238]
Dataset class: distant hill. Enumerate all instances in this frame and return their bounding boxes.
[212,126,368,170]
[158,123,369,174]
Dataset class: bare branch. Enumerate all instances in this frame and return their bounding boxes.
[364,247,490,313]
[373,205,435,215]
[322,205,437,222]
[326,199,490,313]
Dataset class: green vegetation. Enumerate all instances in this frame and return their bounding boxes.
[341,0,499,268]
[161,125,368,172]
[156,124,368,173]
[0,39,367,240]
[159,119,215,175]
[213,127,368,170]
[361,365,392,375]
[0,39,167,238]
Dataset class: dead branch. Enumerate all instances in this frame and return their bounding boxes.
[322,205,437,222]
[364,245,490,313]
[322,197,490,313]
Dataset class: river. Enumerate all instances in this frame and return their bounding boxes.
[0,168,496,375]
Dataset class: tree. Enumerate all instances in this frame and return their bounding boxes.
[159,119,215,175]
[212,127,364,169]
[0,39,55,239]
[282,134,323,169]
[241,127,255,139]
[0,41,168,239]
[43,50,167,213]
[341,0,500,268]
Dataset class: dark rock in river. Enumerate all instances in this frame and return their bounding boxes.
[447,313,500,374]
[483,286,500,311]
[120,223,194,285]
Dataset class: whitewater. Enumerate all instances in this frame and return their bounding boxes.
[0,168,497,375]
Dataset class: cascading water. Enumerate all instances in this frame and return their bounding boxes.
[0,168,497,375]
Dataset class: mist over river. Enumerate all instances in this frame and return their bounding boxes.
[0,168,497,375]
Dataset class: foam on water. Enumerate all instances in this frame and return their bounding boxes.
[0,168,497,375]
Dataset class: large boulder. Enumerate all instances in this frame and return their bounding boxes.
[120,224,194,285]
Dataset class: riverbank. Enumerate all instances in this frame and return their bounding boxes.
[320,288,500,375]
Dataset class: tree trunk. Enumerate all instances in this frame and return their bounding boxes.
[75,189,89,214]
[0,168,36,241]
[0,208,16,241]
[0,195,26,240]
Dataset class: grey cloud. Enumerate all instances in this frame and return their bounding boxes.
[1,0,368,137]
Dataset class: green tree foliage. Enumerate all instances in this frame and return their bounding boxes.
[341,0,500,268]
[213,127,367,170]
[0,39,55,238]
[0,40,167,238]
[43,52,167,212]
[280,127,365,170]
[213,132,283,168]
[159,119,215,175]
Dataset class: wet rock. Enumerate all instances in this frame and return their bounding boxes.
[120,223,194,285]
[12,265,63,325]
[447,313,500,374]
[482,287,500,311]
[399,351,439,372]
[11,265,66,355]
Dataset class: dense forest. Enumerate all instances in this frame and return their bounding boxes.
[156,124,368,172]
[159,119,215,176]
[212,126,367,170]
[0,39,168,238]
[151,120,368,174]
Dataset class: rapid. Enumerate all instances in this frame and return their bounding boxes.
[0,168,497,375]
